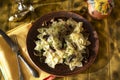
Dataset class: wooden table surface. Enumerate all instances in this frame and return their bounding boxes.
[0,0,120,80]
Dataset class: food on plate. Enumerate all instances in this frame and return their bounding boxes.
[87,0,114,19]
[34,18,91,71]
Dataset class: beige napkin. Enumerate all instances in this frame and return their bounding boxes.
[0,23,51,80]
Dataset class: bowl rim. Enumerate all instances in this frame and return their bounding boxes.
[26,11,99,76]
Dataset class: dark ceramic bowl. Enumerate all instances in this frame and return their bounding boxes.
[26,11,99,76]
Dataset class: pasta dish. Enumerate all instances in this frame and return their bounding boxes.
[34,18,91,70]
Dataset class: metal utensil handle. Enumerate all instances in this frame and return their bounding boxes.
[17,55,24,80]
[0,29,15,48]
[13,35,39,78]
[18,54,39,77]
[0,29,39,78]
[0,29,24,80]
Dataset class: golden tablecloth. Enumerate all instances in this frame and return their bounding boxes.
[0,0,120,80]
